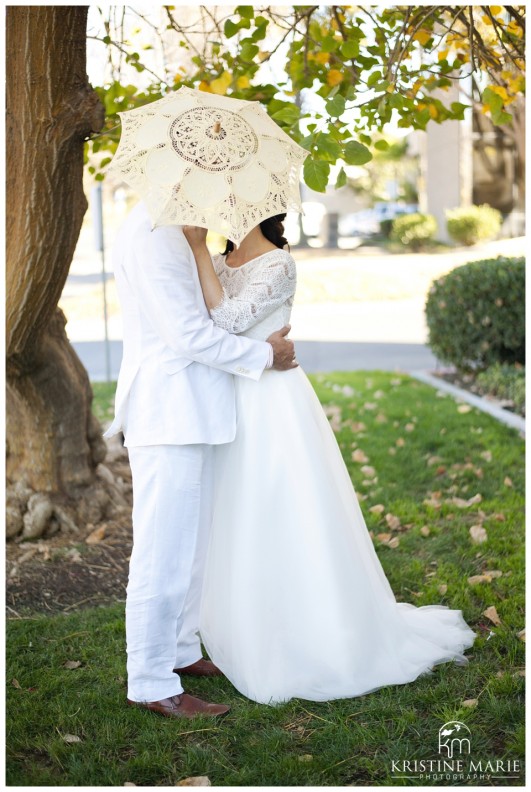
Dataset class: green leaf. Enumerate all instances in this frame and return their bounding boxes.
[341,39,359,59]
[315,135,342,162]
[374,139,389,151]
[270,105,301,125]
[343,141,372,166]
[240,40,259,60]
[303,158,330,192]
[326,94,346,117]
[236,5,254,19]
[492,108,513,125]
[335,166,347,188]
[224,19,239,38]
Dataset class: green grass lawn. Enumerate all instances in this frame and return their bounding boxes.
[7,372,525,786]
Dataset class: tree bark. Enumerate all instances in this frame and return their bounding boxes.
[6,8,106,514]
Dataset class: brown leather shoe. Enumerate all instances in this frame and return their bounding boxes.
[173,658,223,677]
[127,692,230,719]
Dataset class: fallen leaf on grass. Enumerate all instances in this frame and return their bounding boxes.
[483,606,502,626]
[494,513,506,521]
[404,423,415,432]
[377,533,399,548]
[395,437,405,447]
[123,783,136,787]
[385,513,401,530]
[369,504,385,515]
[480,450,493,462]
[86,525,106,545]
[450,493,483,508]
[297,755,314,763]
[436,466,447,476]
[517,629,525,642]
[469,525,488,544]
[504,476,513,488]
[468,570,503,585]
[420,526,431,537]
[457,404,472,413]
[438,584,448,595]
[388,447,397,456]
[462,699,478,708]
[360,465,376,477]
[423,497,442,509]
[363,402,377,411]
[352,449,369,463]
[349,421,366,432]
[11,678,22,689]
[427,455,443,466]
[63,660,82,670]
[62,733,82,744]
[375,413,387,423]
[177,778,211,787]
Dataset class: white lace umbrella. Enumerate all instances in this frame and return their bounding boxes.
[109,86,309,246]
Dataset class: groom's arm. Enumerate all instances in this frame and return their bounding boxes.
[133,223,273,380]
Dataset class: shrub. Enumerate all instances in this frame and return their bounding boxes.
[425,256,525,372]
[476,363,525,416]
[379,218,394,238]
[391,212,437,249]
[446,204,502,246]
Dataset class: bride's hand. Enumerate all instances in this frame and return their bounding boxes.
[183,225,208,248]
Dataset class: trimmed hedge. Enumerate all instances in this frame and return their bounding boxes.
[476,363,525,416]
[425,256,525,372]
[390,212,437,249]
[446,204,502,246]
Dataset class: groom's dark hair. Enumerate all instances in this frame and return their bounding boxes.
[222,214,289,255]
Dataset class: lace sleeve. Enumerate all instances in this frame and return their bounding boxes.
[210,250,296,333]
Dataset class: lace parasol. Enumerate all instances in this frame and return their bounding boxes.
[108,86,309,246]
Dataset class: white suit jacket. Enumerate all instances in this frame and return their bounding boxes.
[103,202,271,447]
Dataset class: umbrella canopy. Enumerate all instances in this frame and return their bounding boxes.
[108,86,309,246]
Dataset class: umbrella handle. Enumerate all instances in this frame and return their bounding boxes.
[213,121,222,134]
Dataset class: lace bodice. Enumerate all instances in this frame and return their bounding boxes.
[210,249,296,341]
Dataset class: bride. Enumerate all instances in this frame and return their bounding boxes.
[183,216,476,706]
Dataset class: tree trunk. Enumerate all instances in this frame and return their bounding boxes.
[6,7,107,535]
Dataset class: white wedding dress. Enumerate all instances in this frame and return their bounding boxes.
[198,248,477,705]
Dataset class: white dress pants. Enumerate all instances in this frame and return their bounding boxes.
[125,443,214,702]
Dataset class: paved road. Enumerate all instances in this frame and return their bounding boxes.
[73,339,438,382]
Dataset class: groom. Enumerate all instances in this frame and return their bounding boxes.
[104,201,296,719]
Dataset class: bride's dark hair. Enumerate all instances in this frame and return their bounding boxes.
[222,213,289,255]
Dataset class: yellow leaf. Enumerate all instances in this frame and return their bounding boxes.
[315,52,330,65]
[236,75,250,89]
[210,71,232,95]
[490,6,502,14]
[489,85,509,101]
[198,80,213,93]
[413,29,432,46]
[438,49,449,62]
[482,15,493,25]
[327,69,344,87]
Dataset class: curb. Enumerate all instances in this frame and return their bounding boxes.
[407,369,525,436]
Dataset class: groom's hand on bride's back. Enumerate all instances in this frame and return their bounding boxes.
[267,325,298,371]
